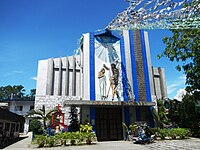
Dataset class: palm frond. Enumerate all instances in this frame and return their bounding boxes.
[46,107,58,119]
[26,109,44,118]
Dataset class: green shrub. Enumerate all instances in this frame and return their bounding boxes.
[82,132,96,144]
[149,128,160,136]
[33,134,47,147]
[158,128,169,139]
[157,128,191,140]
[29,119,43,134]
[80,123,93,132]
[46,136,56,147]
[70,132,81,145]
[171,128,191,139]
[129,123,137,134]
[32,123,97,147]
[62,132,71,145]
[168,129,176,139]
[79,123,97,144]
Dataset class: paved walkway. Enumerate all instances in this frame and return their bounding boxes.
[145,138,200,150]
[3,132,32,150]
[3,132,200,150]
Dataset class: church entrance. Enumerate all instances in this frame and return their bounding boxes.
[95,107,123,141]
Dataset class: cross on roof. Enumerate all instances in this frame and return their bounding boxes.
[57,104,61,112]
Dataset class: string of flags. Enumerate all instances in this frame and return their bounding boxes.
[107,0,200,30]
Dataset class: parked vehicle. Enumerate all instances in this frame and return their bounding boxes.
[132,122,155,144]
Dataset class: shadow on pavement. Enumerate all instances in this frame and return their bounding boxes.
[0,136,28,149]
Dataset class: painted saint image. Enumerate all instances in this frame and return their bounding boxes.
[107,63,119,101]
[98,64,109,100]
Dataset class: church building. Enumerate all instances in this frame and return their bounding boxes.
[35,29,167,141]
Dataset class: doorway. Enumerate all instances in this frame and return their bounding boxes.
[95,107,123,141]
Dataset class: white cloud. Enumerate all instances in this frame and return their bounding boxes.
[174,88,187,101]
[31,76,37,81]
[13,70,24,74]
[178,74,186,80]
[167,87,177,94]
[167,83,181,94]
[3,70,25,77]
[167,74,186,95]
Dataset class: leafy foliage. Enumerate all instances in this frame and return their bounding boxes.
[80,123,96,144]
[26,105,57,129]
[168,95,200,137]
[29,119,43,134]
[0,85,35,100]
[158,1,200,92]
[152,100,171,128]
[68,106,79,132]
[158,10,200,136]
[129,123,137,134]
[80,123,93,133]
[158,29,200,92]
[32,134,47,147]
[157,128,191,140]
[32,124,97,148]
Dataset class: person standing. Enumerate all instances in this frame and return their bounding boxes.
[110,63,119,101]
[98,68,106,100]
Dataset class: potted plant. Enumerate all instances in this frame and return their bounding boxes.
[81,131,96,144]
[34,135,46,147]
[69,132,77,145]
[129,123,137,136]
[80,123,97,144]
[46,136,55,147]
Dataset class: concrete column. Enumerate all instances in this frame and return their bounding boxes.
[134,30,147,102]
[158,67,167,99]
[72,56,76,96]
[144,31,155,98]
[46,58,54,95]
[123,30,134,94]
[82,33,90,100]
[65,57,69,96]
[58,58,62,96]
[152,67,157,98]
[80,48,84,98]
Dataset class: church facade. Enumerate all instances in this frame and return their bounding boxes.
[35,30,167,141]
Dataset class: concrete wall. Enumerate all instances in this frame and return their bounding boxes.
[152,67,167,100]
[9,101,34,116]
[9,100,34,133]
[35,95,81,125]
[36,56,81,97]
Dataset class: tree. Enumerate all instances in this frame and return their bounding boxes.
[0,85,35,100]
[152,99,171,128]
[159,29,200,92]
[30,89,36,98]
[29,118,43,134]
[167,95,200,137]
[26,105,57,129]
[0,85,25,99]
[158,0,200,93]
[158,1,200,135]
[24,89,36,100]
[68,106,79,132]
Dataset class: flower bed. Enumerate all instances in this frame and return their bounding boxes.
[32,123,97,148]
